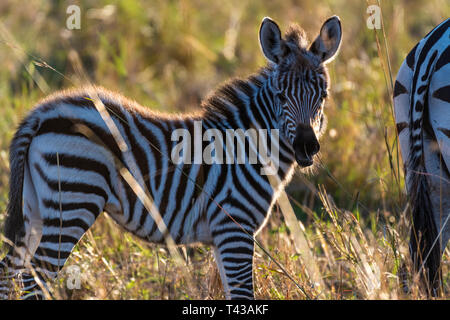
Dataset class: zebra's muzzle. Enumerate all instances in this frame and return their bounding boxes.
[295,154,314,167]
[293,124,320,168]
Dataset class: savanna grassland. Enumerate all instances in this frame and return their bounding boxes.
[0,0,449,299]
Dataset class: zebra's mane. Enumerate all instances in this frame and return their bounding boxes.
[284,23,309,51]
[201,66,273,122]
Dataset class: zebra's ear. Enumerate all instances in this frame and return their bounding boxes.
[310,16,342,64]
[259,17,284,64]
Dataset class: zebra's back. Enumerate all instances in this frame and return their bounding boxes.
[23,88,227,244]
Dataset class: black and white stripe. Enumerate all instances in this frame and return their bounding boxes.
[393,18,450,294]
[0,16,342,300]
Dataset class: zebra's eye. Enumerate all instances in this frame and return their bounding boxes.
[277,93,287,105]
[321,91,328,99]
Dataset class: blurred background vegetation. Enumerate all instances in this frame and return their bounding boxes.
[0,0,449,299]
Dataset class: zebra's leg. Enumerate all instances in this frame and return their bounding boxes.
[423,133,450,294]
[212,228,255,300]
[0,163,43,299]
[0,235,41,300]
[0,248,26,299]
[18,158,106,299]
[21,202,104,299]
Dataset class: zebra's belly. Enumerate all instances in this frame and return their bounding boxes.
[105,194,212,245]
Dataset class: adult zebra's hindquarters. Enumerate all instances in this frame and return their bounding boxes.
[0,16,342,300]
[393,18,450,295]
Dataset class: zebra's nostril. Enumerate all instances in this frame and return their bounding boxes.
[303,141,320,156]
[293,125,320,158]
[312,141,320,154]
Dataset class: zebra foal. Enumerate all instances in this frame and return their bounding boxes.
[0,16,342,299]
[394,18,450,294]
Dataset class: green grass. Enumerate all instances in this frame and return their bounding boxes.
[0,0,449,299]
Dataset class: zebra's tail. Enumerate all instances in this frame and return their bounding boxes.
[3,114,40,248]
[408,171,441,294]
[407,49,442,295]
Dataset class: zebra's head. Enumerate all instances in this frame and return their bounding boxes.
[259,16,342,167]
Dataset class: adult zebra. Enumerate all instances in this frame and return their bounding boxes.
[393,18,450,295]
[0,16,342,299]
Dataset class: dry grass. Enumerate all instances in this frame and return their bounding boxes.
[38,185,447,300]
